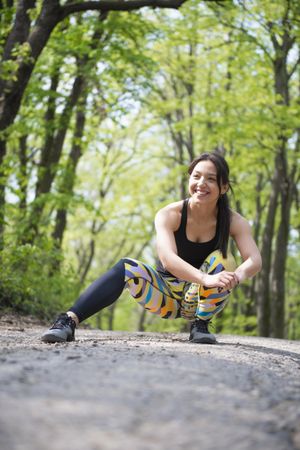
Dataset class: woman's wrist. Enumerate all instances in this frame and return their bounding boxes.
[234,271,244,284]
[197,271,206,285]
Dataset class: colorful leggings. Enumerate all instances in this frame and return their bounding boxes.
[124,250,236,321]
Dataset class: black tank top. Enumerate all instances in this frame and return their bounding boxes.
[156,198,219,276]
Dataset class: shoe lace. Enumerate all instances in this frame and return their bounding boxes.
[50,314,72,330]
[193,319,210,334]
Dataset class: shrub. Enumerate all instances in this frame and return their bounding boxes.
[0,242,80,319]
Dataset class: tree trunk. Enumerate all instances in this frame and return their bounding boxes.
[256,13,296,337]
[18,135,28,213]
[0,140,6,251]
[52,16,110,248]
[270,168,292,338]
[24,72,85,242]
[0,2,62,245]
[270,134,298,337]
[52,95,87,247]
[0,1,61,133]
[138,309,147,332]
[247,173,265,318]
[256,162,280,336]
[108,303,116,330]
[269,21,297,338]
[79,237,96,285]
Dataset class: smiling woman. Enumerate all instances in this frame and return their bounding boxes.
[187,153,232,257]
[41,152,262,345]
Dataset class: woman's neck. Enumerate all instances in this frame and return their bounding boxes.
[188,197,218,221]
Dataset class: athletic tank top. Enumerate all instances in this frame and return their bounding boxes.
[156,198,219,276]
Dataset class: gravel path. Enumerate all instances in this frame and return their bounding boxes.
[0,321,300,450]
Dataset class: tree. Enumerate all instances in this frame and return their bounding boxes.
[0,0,188,250]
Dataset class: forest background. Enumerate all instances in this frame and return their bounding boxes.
[0,0,299,339]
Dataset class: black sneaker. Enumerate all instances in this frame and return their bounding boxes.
[41,313,76,343]
[189,319,216,344]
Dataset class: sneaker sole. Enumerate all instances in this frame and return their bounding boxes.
[189,337,217,344]
[41,333,74,343]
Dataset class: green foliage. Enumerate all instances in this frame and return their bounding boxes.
[0,2,15,51]
[0,242,79,319]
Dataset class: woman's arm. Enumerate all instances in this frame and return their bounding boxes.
[230,212,262,284]
[155,203,238,289]
[155,203,205,284]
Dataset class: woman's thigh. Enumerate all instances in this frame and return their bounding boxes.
[124,258,186,319]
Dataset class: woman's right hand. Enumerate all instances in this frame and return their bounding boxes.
[201,271,239,291]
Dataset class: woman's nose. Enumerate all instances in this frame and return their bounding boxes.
[198,176,206,185]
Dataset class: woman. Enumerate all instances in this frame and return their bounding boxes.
[42,152,262,344]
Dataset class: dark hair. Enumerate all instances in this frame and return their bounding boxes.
[188,152,232,258]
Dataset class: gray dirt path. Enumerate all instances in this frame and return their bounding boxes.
[0,320,300,450]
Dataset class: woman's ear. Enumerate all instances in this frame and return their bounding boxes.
[221,184,229,195]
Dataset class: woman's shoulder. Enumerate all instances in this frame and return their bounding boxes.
[155,200,184,229]
[229,210,252,236]
[159,200,184,213]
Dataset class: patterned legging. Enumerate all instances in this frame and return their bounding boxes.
[124,250,237,321]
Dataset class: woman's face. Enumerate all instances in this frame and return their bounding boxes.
[188,160,227,205]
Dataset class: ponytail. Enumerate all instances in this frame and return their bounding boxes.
[216,193,231,258]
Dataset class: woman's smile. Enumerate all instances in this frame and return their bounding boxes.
[194,189,210,197]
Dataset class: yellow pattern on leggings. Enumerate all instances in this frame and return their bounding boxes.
[124,258,185,319]
[181,250,236,320]
[124,250,236,321]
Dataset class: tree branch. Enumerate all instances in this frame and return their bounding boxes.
[288,54,300,80]
[61,0,187,18]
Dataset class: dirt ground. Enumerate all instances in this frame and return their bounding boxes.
[0,315,300,450]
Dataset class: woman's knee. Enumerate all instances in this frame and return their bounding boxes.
[201,250,236,274]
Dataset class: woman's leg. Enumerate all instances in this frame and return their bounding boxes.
[69,259,125,323]
[71,257,186,323]
[182,250,236,344]
[42,258,185,342]
[181,250,236,322]
[41,259,126,342]
[124,258,186,319]
[195,250,237,320]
